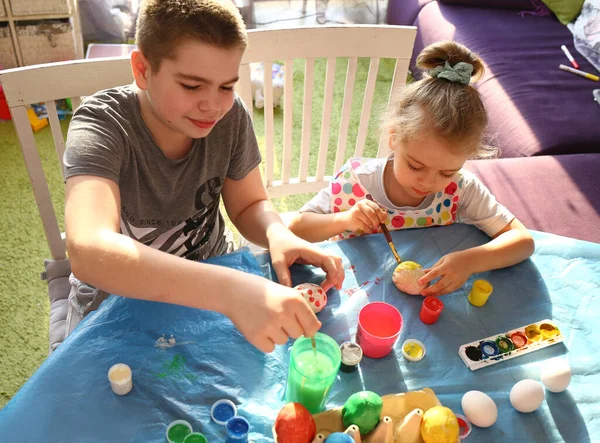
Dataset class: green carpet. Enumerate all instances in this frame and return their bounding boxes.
[0,57,397,408]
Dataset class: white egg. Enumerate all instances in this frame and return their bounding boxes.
[461,391,498,428]
[541,358,572,393]
[510,379,544,413]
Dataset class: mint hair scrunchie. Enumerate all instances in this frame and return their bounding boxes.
[429,61,474,85]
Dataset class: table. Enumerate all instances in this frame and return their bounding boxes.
[0,224,598,442]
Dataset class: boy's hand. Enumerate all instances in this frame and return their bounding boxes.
[419,251,474,296]
[227,280,321,353]
[341,199,387,233]
[268,228,344,292]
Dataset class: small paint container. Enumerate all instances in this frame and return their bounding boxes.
[226,416,250,442]
[356,302,403,358]
[510,331,528,349]
[495,336,514,353]
[340,342,363,372]
[419,296,444,325]
[455,413,472,440]
[525,324,542,342]
[108,363,132,396]
[166,420,193,443]
[465,345,483,362]
[183,433,208,443]
[468,279,493,307]
[540,323,560,339]
[480,340,500,358]
[401,339,426,362]
[211,399,237,425]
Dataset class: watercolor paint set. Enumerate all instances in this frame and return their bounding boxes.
[458,319,564,371]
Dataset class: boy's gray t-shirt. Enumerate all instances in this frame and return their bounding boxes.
[64,84,261,261]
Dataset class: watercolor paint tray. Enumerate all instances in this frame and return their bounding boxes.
[458,319,564,371]
[273,388,441,442]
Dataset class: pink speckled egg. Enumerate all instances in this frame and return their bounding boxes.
[294,283,327,313]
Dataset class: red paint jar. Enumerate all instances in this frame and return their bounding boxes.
[420,296,444,325]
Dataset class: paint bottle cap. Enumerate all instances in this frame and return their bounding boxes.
[340,342,363,366]
[183,433,208,443]
[211,399,238,426]
[225,416,250,442]
[166,420,193,443]
[455,413,472,440]
[108,363,132,395]
[401,339,426,362]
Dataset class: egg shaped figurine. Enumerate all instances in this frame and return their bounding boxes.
[294,283,327,313]
[510,379,544,413]
[541,358,572,393]
[461,391,498,428]
[420,406,459,443]
[392,261,427,295]
[324,433,354,443]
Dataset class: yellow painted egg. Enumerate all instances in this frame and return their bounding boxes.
[420,406,459,443]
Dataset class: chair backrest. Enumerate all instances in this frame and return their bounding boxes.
[237,26,416,198]
[0,25,416,261]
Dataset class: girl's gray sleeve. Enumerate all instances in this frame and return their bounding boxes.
[299,186,333,214]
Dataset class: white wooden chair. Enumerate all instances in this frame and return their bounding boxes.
[1,25,416,259]
[0,25,416,350]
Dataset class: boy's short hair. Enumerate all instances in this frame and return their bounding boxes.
[136,0,248,72]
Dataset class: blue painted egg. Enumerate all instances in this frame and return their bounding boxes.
[325,433,354,443]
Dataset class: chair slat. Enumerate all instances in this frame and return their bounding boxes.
[263,62,275,188]
[69,96,82,111]
[377,57,410,158]
[238,63,253,121]
[12,106,66,260]
[316,57,337,182]
[0,58,133,106]
[45,100,66,179]
[333,57,358,174]
[281,59,294,184]
[266,178,330,199]
[354,57,380,158]
[299,58,315,182]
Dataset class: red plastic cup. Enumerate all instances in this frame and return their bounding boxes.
[420,296,444,325]
[356,302,403,358]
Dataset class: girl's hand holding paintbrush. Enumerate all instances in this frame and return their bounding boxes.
[339,199,387,233]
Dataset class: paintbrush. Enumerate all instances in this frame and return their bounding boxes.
[365,194,402,264]
[380,223,402,264]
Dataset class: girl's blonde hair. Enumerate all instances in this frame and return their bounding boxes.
[136,0,247,73]
[383,41,497,158]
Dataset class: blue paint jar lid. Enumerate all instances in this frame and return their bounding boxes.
[211,399,237,426]
[480,340,500,357]
[225,416,250,442]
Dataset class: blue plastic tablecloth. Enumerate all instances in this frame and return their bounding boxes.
[1,224,599,442]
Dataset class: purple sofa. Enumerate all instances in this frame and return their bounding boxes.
[387,0,600,244]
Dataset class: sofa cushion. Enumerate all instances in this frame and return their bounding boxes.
[408,1,600,158]
[439,0,536,10]
[386,0,435,26]
[541,0,584,24]
[466,154,600,244]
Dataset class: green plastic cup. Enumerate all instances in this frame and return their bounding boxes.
[285,332,341,413]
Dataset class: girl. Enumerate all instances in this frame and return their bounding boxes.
[288,41,534,297]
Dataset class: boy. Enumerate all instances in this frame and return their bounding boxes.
[63,0,344,353]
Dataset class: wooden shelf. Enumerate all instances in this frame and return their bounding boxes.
[0,0,83,67]
[1,13,72,21]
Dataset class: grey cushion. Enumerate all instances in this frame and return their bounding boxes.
[43,258,71,354]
